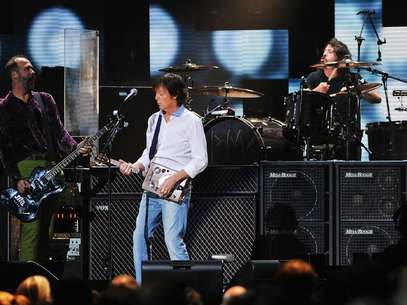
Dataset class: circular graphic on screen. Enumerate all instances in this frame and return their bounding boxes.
[28,7,84,68]
[212,30,272,76]
[149,5,179,75]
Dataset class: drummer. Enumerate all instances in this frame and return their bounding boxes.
[306,37,381,103]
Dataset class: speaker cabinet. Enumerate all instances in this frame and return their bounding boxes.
[152,166,258,285]
[229,260,280,288]
[88,196,141,280]
[335,161,404,265]
[142,260,222,305]
[260,161,333,264]
[88,166,258,285]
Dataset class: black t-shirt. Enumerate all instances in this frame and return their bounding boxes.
[306,69,360,95]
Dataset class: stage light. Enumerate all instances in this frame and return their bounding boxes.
[28,7,84,68]
[212,30,272,77]
[150,5,179,76]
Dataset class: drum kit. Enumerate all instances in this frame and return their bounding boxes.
[158,57,407,164]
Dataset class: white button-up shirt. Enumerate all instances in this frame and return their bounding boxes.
[137,106,208,178]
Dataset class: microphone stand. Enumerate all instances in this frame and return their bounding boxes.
[299,77,307,159]
[101,113,128,280]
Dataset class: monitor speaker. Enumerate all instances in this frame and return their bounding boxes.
[142,260,222,305]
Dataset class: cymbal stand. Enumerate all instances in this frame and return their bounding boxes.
[298,78,305,149]
[183,73,194,110]
[304,137,312,160]
[364,68,396,122]
[355,14,366,73]
[343,67,361,160]
[366,13,386,62]
[204,82,234,117]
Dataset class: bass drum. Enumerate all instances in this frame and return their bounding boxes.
[204,116,302,165]
[366,121,407,160]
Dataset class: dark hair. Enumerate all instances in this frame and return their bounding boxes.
[153,73,186,106]
[5,55,29,78]
[327,38,352,60]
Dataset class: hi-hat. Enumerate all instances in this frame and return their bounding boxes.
[159,62,219,73]
[191,85,264,98]
[311,60,381,69]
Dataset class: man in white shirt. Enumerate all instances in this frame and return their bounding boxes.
[119,73,208,283]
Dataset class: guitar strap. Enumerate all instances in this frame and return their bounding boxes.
[33,92,57,162]
[145,112,162,259]
[148,113,162,161]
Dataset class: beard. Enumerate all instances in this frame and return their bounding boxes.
[20,75,36,92]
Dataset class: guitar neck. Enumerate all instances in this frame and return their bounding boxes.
[106,158,139,173]
[44,120,117,181]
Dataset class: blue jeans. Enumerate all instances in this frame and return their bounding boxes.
[133,191,190,283]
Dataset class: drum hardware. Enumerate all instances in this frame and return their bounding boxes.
[354,8,386,65]
[310,60,381,69]
[192,82,263,121]
[158,60,220,73]
[191,82,264,99]
[159,59,220,110]
[363,67,407,122]
[330,83,382,99]
[210,108,235,116]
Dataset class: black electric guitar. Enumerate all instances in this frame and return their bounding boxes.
[0,120,119,222]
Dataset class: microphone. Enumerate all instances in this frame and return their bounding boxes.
[123,88,138,103]
[300,76,307,89]
[357,10,375,15]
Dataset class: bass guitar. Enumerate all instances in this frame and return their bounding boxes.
[0,119,118,222]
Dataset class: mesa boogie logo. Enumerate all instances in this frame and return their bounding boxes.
[344,172,373,178]
[269,172,297,178]
[345,228,374,235]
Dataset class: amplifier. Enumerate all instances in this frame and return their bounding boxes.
[335,161,405,265]
[259,161,333,263]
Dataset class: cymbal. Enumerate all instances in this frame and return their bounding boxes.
[311,60,381,69]
[330,83,382,99]
[159,62,220,73]
[191,85,264,98]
